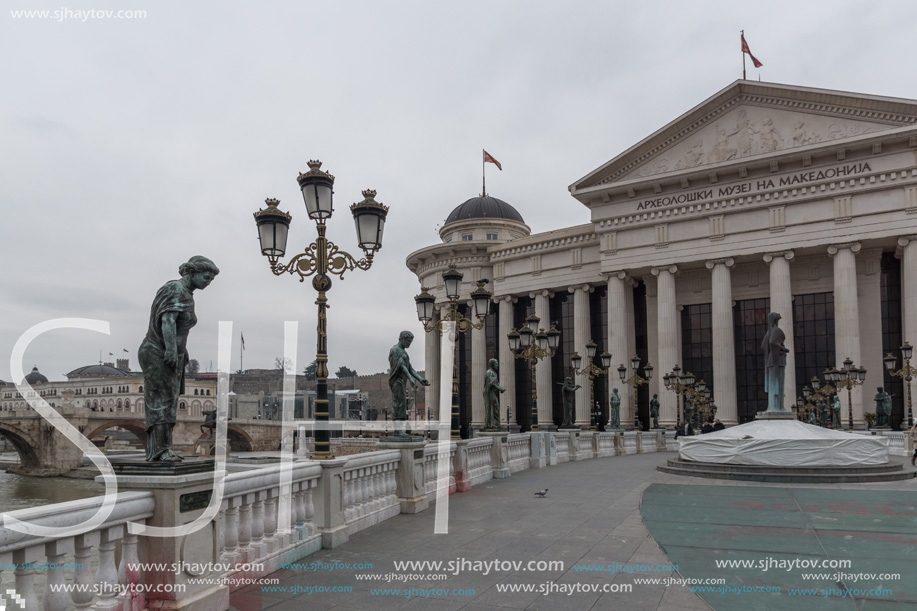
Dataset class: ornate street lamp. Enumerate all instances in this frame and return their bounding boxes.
[570,340,612,431]
[833,357,866,430]
[508,315,560,432]
[415,269,492,439]
[663,365,696,427]
[884,341,915,428]
[253,160,388,459]
[618,356,653,430]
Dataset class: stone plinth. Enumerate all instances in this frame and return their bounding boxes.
[110,470,229,611]
[378,440,428,513]
[756,411,797,420]
[478,432,511,479]
[622,431,638,455]
[529,432,546,468]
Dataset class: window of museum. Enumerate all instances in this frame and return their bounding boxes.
[681,303,714,398]
[793,292,836,408]
[734,297,770,423]
[486,233,498,240]
[461,234,473,241]
[550,292,575,427]
[880,252,904,428]
[179,402,186,410]
[513,296,534,429]
[589,286,609,424]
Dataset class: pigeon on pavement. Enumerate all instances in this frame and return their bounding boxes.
[534,489,548,498]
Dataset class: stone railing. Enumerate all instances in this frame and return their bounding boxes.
[3,429,679,609]
[216,461,323,586]
[0,491,155,610]
[422,443,456,496]
[343,450,401,536]
[505,434,531,473]
[873,431,907,456]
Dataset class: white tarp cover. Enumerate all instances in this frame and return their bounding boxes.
[678,419,889,466]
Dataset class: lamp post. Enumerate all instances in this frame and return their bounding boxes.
[570,340,612,431]
[507,315,560,432]
[414,269,492,440]
[617,355,653,430]
[884,341,916,428]
[832,357,866,430]
[253,160,388,459]
[662,366,693,427]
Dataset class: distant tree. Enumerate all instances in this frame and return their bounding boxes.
[274,357,293,374]
[185,359,200,374]
[336,366,357,378]
[302,360,317,381]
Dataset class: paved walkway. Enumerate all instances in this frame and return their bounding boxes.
[230,452,917,611]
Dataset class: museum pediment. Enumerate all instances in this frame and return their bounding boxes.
[572,81,917,192]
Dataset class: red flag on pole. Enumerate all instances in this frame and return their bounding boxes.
[741,33,763,68]
[483,150,502,171]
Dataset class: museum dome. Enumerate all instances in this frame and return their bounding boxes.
[24,366,48,385]
[66,364,130,378]
[444,196,525,225]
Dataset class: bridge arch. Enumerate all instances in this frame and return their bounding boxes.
[0,422,41,470]
[86,420,148,446]
[225,425,253,452]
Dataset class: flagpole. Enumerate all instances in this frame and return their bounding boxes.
[482,149,486,196]
[741,30,746,80]
[240,333,243,373]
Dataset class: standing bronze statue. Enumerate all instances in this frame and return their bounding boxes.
[609,388,621,429]
[831,395,842,429]
[559,377,581,428]
[139,256,219,461]
[388,331,430,436]
[761,311,790,411]
[874,387,893,428]
[483,358,506,431]
[650,393,660,429]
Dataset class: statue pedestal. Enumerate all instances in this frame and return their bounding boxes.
[377,440,428,513]
[756,411,797,420]
[195,438,215,457]
[478,432,511,479]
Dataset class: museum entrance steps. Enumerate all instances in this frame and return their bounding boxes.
[657,456,916,483]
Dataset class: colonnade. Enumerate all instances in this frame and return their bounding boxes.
[421,237,917,431]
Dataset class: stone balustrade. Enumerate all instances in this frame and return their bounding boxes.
[0,491,155,611]
[0,429,681,609]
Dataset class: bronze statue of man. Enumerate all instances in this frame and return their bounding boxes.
[388,331,429,435]
[650,393,660,428]
[609,388,621,429]
[874,387,893,428]
[483,358,505,431]
[139,256,219,461]
[560,377,581,428]
[761,311,790,411]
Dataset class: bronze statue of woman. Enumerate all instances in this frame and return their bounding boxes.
[139,256,219,461]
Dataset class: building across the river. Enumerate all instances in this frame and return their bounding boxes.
[407,80,917,433]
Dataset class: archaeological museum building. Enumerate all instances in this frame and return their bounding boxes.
[406,81,917,433]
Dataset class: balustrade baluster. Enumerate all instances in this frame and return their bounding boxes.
[43,540,72,611]
[72,532,98,609]
[251,493,265,561]
[302,482,315,535]
[95,526,122,609]
[223,502,239,567]
[238,495,253,565]
[12,545,41,610]
[118,532,142,610]
[263,491,278,553]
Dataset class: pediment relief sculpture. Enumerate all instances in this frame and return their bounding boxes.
[624,106,891,181]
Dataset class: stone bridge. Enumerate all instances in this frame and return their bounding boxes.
[0,407,284,476]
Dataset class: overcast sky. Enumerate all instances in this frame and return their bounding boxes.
[3,0,916,383]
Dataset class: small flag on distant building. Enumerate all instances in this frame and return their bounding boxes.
[241,333,246,350]
[483,150,502,170]
[741,33,763,68]
[123,348,129,353]
[109,352,114,356]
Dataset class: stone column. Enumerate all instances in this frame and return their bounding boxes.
[829,242,863,425]
[497,296,516,427]
[899,235,917,347]
[471,312,486,430]
[652,266,678,426]
[606,271,632,426]
[424,311,440,424]
[763,251,796,411]
[706,258,738,425]
[571,285,592,426]
[533,290,554,428]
